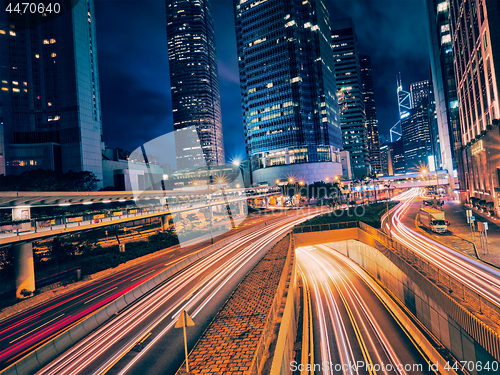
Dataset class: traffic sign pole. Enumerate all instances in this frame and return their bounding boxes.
[175,309,195,373]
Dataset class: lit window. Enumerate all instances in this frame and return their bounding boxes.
[266,82,273,88]
[23,89,27,92]
[1,88,8,91]
[9,31,15,36]
[12,81,18,85]
[35,54,39,58]
[23,82,27,86]
[51,52,56,57]
[48,102,52,106]
[13,88,20,92]
[50,39,56,44]
[1,80,6,84]
[437,2,447,12]
[0,30,5,34]
[43,39,49,44]
[441,34,451,45]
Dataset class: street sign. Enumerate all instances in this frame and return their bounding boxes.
[175,310,195,328]
[175,310,195,373]
[477,221,489,231]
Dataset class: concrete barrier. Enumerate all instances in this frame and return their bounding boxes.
[295,225,500,371]
[1,216,287,375]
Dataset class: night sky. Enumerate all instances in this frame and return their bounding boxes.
[95,0,430,167]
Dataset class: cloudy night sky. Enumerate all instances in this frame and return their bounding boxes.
[95,0,430,166]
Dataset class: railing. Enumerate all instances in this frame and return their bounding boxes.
[359,221,500,312]
[293,221,358,233]
[293,219,500,361]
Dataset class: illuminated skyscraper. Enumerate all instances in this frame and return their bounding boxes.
[425,0,462,189]
[332,19,370,178]
[447,0,500,207]
[401,82,433,172]
[0,1,103,184]
[410,80,430,108]
[233,0,343,184]
[166,0,225,170]
[360,55,381,175]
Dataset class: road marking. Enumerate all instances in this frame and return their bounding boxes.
[131,269,155,282]
[84,287,117,304]
[9,314,65,344]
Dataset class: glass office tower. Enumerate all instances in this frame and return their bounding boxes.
[425,0,462,189]
[0,0,103,186]
[401,82,433,173]
[166,0,225,170]
[360,54,381,175]
[332,19,370,178]
[233,0,342,185]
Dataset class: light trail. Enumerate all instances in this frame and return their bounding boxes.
[36,213,318,375]
[297,246,428,375]
[389,189,500,308]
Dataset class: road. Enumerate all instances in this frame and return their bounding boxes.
[0,212,284,371]
[297,244,433,375]
[386,188,500,310]
[30,211,318,375]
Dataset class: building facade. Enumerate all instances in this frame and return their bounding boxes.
[401,90,433,173]
[166,0,225,170]
[448,0,500,211]
[360,55,382,175]
[0,0,104,186]
[332,19,370,178]
[379,144,394,176]
[233,0,343,185]
[425,0,462,189]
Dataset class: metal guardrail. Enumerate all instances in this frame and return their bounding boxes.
[293,221,358,233]
[358,221,500,361]
[292,219,500,361]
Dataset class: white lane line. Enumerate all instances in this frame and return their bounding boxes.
[84,287,118,305]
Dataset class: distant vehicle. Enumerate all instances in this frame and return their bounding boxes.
[422,200,433,206]
[419,208,448,233]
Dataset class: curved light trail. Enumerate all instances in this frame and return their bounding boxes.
[297,245,431,375]
[36,213,318,375]
[387,189,500,308]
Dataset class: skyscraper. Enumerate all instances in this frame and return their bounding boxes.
[447,0,500,209]
[410,80,430,108]
[425,0,462,189]
[166,0,225,170]
[360,55,381,175]
[401,82,433,172]
[0,0,103,185]
[233,0,343,184]
[332,19,370,178]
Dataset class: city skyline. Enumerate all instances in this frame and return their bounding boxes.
[95,0,430,163]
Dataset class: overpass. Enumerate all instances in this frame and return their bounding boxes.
[0,186,281,298]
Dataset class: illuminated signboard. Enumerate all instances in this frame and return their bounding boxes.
[400,112,410,119]
[471,140,484,155]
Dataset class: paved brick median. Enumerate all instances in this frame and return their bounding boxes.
[176,235,290,375]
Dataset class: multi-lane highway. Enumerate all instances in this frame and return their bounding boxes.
[0,210,320,375]
[297,244,433,375]
[386,189,500,309]
[0,212,290,372]
[34,213,316,375]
